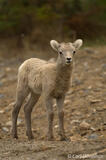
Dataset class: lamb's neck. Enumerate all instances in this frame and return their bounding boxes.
[56,59,73,78]
[52,59,73,97]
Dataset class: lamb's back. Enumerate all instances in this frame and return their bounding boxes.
[18,58,56,94]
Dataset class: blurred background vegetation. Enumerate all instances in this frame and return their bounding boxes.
[0,0,106,49]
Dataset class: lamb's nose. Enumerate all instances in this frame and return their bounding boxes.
[67,57,72,61]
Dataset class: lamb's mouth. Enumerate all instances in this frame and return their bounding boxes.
[66,60,72,65]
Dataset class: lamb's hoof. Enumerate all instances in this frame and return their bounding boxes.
[27,134,34,140]
[11,130,18,139]
[60,136,69,141]
[26,131,34,140]
[12,134,18,139]
[46,135,54,141]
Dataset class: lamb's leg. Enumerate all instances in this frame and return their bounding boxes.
[24,93,40,140]
[11,89,29,139]
[45,97,54,140]
[56,96,66,140]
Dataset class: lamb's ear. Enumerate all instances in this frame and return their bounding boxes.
[50,40,60,51]
[73,39,83,50]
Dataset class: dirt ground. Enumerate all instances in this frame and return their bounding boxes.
[0,46,106,160]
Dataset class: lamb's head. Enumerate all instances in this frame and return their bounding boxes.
[50,39,83,65]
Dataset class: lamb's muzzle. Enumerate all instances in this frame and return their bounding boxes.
[11,39,83,141]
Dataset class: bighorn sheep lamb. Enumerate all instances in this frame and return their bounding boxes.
[11,39,83,140]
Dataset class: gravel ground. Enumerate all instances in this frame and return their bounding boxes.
[0,46,106,159]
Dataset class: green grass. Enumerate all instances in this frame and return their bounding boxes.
[84,36,106,47]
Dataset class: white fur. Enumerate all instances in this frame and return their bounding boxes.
[73,39,83,50]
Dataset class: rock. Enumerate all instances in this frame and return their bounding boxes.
[90,99,102,104]
[66,89,75,95]
[83,62,89,71]
[70,135,82,141]
[17,118,23,125]
[83,62,88,66]
[88,133,98,140]
[8,102,15,108]
[64,100,70,105]
[92,108,96,114]
[103,106,106,109]
[102,72,106,77]
[0,110,5,114]
[102,64,106,70]
[4,102,15,112]
[90,127,96,131]
[80,121,90,130]
[0,94,4,99]
[73,78,81,86]
[88,86,92,89]
[83,89,89,96]
[53,103,56,107]
[2,127,9,132]
[96,107,105,112]
[74,111,81,116]
[6,118,22,126]
[71,120,80,124]
[54,125,58,129]
[5,67,11,72]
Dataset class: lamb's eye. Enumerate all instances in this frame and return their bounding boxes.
[73,51,76,54]
[59,51,63,55]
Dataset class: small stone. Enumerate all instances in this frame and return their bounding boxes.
[71,120,80,124]
[17,118,23,125]
[2,127,9,132]
[73,78,81,85]
[6,102,15,110]
[92,108,96,113]
[90,127,96,131]
[88,86,92,89]
[103,106,106,109]
[90,99,101,104]
[5,67,11,72]
[0,94,4,99]
[75,111,81,116]
[6,118,22,126]
[0,110,5,114]
[80,121,90,129]
[70,135,81,141]
[64,100,70,105]
[54,125,58,129]
[102,64,106,70]
[88,133,98,140]
[53,103,56,107]
[102,72,106,77]
[83,62,89,67]
[83,89,89,95]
